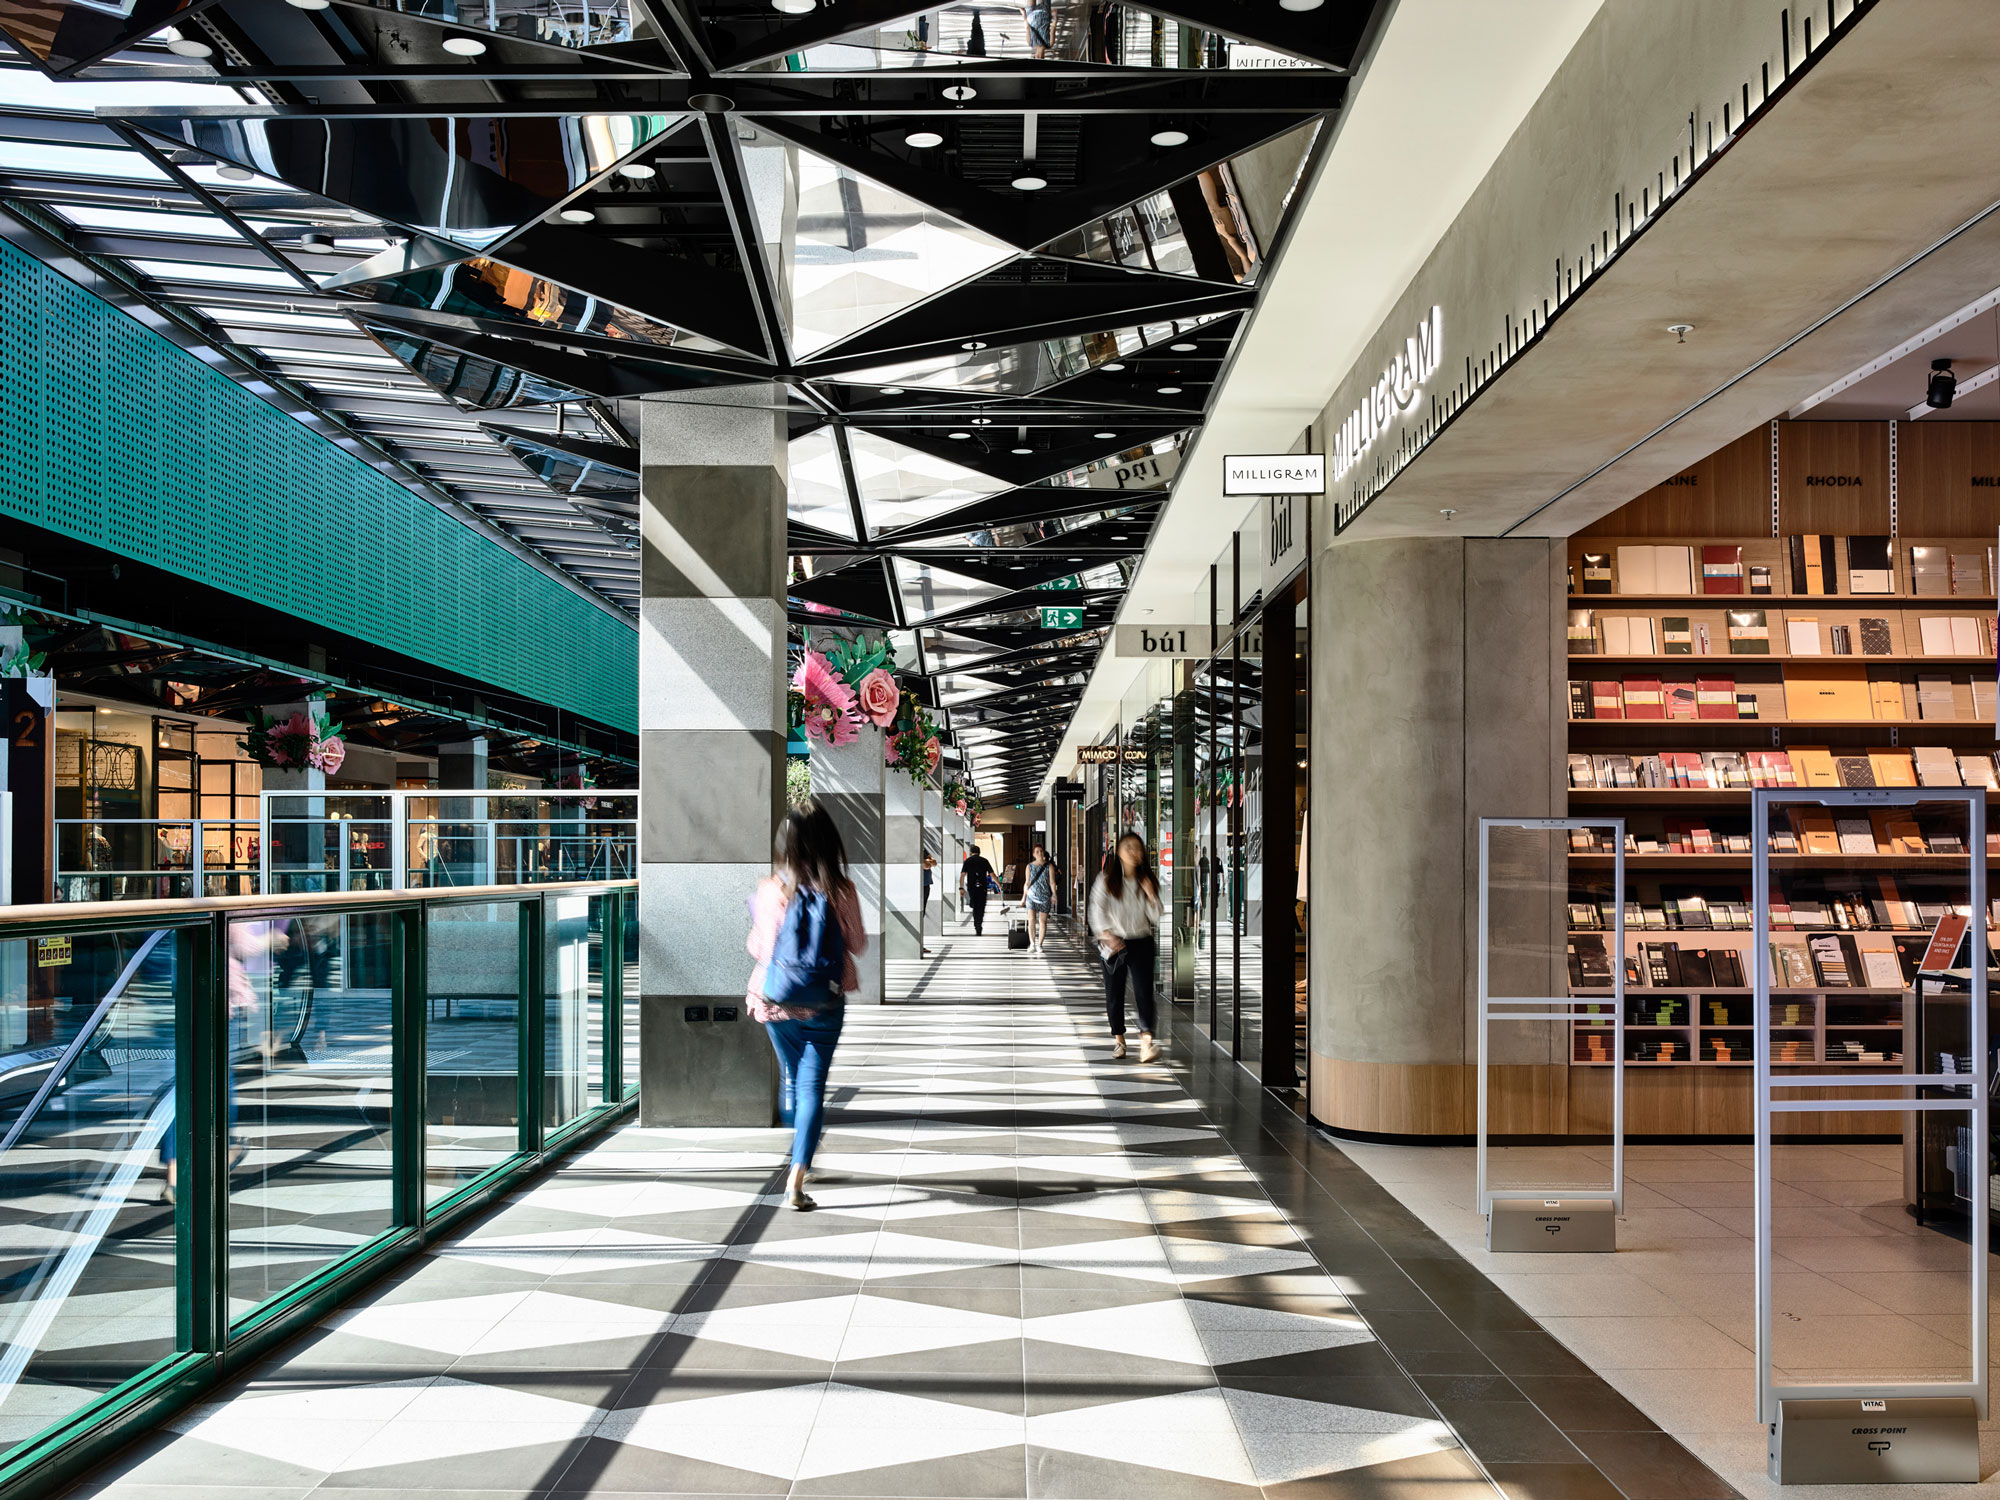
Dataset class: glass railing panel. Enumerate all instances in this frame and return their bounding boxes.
[266,818,395,895]
[424,902,522,1205]
[621,907,639,1102]
[0,926,179,1457]
[544,895,594,1131]
[225,913,395,1319]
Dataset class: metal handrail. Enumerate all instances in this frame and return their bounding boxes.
[0,878,630,929]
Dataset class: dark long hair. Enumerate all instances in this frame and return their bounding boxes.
[1101,832,1155,898]
[775,797,851,898]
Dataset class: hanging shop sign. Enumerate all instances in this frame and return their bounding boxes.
[1222,453,1325,496]
[1329,305,1443,481]
[1113,623,1263,658]
[1088,449,1180,490]
[1075,744,1147,765]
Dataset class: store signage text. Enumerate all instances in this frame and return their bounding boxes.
[1972,477,2000,486]
[1804,475,1862,486]
[1662,474,1698,486]
[1114,623,1262,658]
[1075,744,1146,764]
[1266,493,1304,585]
[1329,305,1443,481]
[1089,450,1180,490]
[1222,453,1325,496]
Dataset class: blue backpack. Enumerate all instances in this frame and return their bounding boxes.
[764,886,846,1011]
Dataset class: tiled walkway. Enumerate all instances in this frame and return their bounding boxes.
[68,927,1734,1500]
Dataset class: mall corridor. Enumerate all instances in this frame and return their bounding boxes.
[63,930,1734,1500]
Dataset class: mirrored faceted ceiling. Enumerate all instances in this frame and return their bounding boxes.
[0,0,1381,791]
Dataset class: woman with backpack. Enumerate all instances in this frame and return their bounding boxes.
[747,799,865,1210]
[1089,833,1163,1062]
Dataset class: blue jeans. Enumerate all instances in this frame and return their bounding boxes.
[766,1009,844,1168]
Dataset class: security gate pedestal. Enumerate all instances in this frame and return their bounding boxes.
[1486,1196,1616,1252]
[1770,1398,1979,1485]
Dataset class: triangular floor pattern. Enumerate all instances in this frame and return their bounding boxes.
[69,926,1498,1500]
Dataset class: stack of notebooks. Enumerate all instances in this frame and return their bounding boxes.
[1612,545,1697,593]
[1916,616,1994,655]
[1568,677,1754,719]
[1769,931,1909,988]
[1633,943,1748,987]
[1773,1038,1812,1062]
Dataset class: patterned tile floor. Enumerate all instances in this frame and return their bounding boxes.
[62,925,1733,1500]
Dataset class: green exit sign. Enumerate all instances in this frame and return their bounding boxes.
[1034,574,1082,591]
[1039,607,1083,628]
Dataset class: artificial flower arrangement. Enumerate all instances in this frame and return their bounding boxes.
[789,632,904,750]
[0,608,45,679]
[940,774,983,824]
[883,690,942,785]
[240,699,347,775]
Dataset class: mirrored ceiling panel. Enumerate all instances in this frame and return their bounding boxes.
[787,428,858,539]
[847,429,1007,533]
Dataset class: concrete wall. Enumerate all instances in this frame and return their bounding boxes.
[1306,536,1565,1136]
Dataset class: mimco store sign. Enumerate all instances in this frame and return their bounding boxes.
[1330,305,1443,481]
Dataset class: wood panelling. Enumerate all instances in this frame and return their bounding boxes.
[1308,1057,1469,1136]
[1581,429,1771,537]
[1566,1065,1896,1138]
[1777,421,1891,534]
[1893,422,2000,534]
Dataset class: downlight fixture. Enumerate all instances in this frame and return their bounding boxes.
[948,430,972,439]
[1277,0,1323,10]
[1011,174,1048,191]
[1101,361,1125,372]
[215,163,255,181]
[1011,446,1034,455]
[1928,358,1958,409]
[1169,341,1197,351]
[1093,431,1116,439]
[881,387,904,395]
[558,208,596,223]
[167,34,214,56]
[961,340,987,351]
[904,129,944,148]
[284,0,331,10]
[1149,128,1189,147]
[442,33,487,54]
[943,84,978,101]
[618,162,657,179]
[1156,385,1183,395]
[772,0,817,13]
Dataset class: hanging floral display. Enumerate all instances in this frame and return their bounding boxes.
[789,631,915,750]
[791,651,860,746]
[940,774,983,822]
[883,690,942,785]
[241,700,347,774]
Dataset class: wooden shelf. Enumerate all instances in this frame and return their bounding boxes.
[1569,788,1754,803]
[1567,593,1997,606]
[1570,986,1910,996]
[1568,852,1969,869]
[1570,653,1993,665]
[1569,716,1992,729]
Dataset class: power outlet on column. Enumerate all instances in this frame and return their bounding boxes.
[684,1005,710,1023]
[713,1006,739,1023]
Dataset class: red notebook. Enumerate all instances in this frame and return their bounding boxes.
[1695,676,1736,720]
[1590,681,1624,719]
[1702,545,1745,594]
[1623,675,1664,719]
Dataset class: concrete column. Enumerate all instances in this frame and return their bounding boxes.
[1306,537,1565,1138]
[883,772,924,961]
[812,733,885,1004]
[261,699,328,896]
[438,737,488,792]
[637,386,787,1126]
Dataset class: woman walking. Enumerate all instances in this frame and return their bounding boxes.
[747,799,865,1209]
[1022,842,1056,953]
[1088,833,1163,1062]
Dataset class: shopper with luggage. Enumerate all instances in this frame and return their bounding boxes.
[1023,843,1056,953]
[1089,833,1163,1061]
[746,799,865,1210]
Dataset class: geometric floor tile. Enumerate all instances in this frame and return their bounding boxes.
[438,1227,724,1274]
[1185,1296,1375,1364]
[1023,1297,1209,1364]
[326,1289,674,1355]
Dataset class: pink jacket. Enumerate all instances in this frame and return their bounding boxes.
[746,876,866,1017]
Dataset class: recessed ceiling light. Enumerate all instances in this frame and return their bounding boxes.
[284,0,331,9]
[1102,361,1125,371]
[905,129,944,148]
[943,84,977,101]
[1278,0,1323,9]
[1170,342,1197,351]
[1093,431,1116,439]
[215,163,255,181]
[773,0,816,12]
[1150,128,1189,147]
[442,34,487,54]
[1011,174,1047,191]
[558,208,596,223]
[167,36,213,56]
[961,341,987,351]
[881,386,904,395]
[948,431,972,439]
[1011,446,1033,455]
[618,162,656,179]
[970,417,992,425]
[1156,385,1183,395]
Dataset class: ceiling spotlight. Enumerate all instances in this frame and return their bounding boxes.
[618,162,656,179]
[215,163,255,181]
[284,0,331,9]
[1169,341,1197,352]
[167,36,213,56]
[948,430,972,439]
[1277,0,1323,10]
[961,340,987,351]
[773,0,817,12]
[1667,322,1694,342]
[1928,358,1957,409]
[943,84,978,101]
[1156,385,1183,395]
[1093,431,1116,439]
[297,232,334,251]
[1011,174,1047,191]
[1102,361,1125,372]
[905,129,944,148]
[1011,446,1034,455]
[1150,128,1189,148]
[970,417,993,425]
[442,33,487,54]
[558,207,596,223]
[881,386,904,395]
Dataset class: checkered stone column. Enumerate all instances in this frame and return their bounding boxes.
[811,732,885,1004]
[637,387,786,1126]
[883,772,924,961]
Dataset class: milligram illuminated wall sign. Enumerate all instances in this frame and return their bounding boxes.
[1329,306,1443,481]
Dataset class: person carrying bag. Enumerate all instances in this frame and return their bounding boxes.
[746,799,865,1209]
[1088,833,1164,1062]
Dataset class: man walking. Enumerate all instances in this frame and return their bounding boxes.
[959,846,995,937]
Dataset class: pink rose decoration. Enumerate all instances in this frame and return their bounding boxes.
[884,735,904,767]
[923,737,941,774]
[855,668,899,728]
[955,798,968,815]
[312,737,346,775]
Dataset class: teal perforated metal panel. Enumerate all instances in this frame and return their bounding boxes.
[0,236,637,732]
